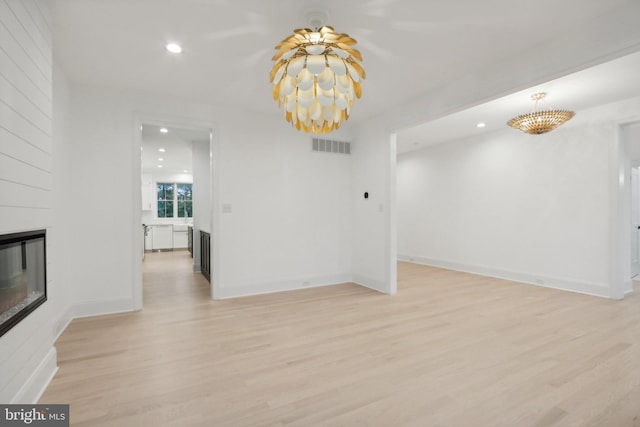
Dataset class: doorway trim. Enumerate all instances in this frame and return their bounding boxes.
[133,113,219,308]
[631,167,640,278]
[610,116,640,299]
[388,132,398,295]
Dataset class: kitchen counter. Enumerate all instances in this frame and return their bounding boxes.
[172,224,189,232]
[144,223,192,251]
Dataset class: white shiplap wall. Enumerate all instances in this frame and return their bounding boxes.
[0,0,57,403]
[0,0,52,228]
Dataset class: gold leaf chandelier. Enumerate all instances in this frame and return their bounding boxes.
[270,23,365,133]
[507,92,575,135]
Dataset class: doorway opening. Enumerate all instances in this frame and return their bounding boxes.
[133,116,217,309]
[141,124,200,254]
[622,121,640,292]
[631,167,640,279]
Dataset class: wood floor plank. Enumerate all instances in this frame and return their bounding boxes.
[39,254,640,426]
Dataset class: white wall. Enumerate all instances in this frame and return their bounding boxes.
[351,122,397,294]
[628,122,640,166]
[397,97,640,298]
[145,172,193,184]
[65,86,140,316]
[215,113,353,298]
[51,64,73,340]
[0,0,62,403]
[64,84,354,308]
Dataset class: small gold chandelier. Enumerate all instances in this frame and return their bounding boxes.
[270,21,365,133]
[507,92,575,135]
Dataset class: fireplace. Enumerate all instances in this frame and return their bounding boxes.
[0,230,47,338]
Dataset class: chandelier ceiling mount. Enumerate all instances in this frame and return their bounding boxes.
[304,10,329,29]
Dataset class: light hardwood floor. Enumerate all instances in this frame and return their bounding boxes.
[40,252,640,426]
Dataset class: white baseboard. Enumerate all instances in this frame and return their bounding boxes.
[398,254,611,298]
[53,305,74,341]
[73,297,136,318]
[11,347,58,404]
[215,274,353,300]
[352,274,393,294]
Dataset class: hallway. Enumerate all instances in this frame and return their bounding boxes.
[142,250,210,309]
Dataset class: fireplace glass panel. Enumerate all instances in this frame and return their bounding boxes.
[0,230,47,337]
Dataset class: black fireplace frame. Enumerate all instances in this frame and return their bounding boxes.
[0,229,47,338]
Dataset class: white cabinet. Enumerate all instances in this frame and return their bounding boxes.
[141,174,154,211]
[172,224,188,249]
[151,224,173,250]
[173,231,188,249]
[145,224,191,251]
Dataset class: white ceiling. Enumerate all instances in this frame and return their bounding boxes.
[141,124,209,174]
[397,51,640,153]
[50,0,640,139]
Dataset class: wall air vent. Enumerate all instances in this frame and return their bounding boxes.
[312,138,351,155]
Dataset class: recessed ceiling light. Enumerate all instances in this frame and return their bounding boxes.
[160,128,168,133]
[165,43,182,54]
[158,158,164,161]
[476,122,486,128]
[157,165,163,168]
[183,170,188,173]
[159,148,166,152]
